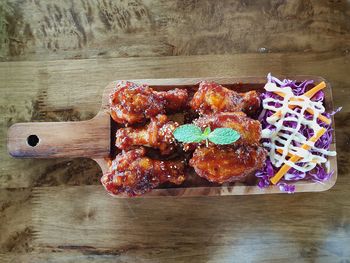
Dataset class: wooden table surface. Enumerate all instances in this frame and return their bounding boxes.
[1,1,350,262]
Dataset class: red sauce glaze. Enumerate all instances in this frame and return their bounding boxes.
[161,89,189,111]
[104,80,267,196]
[183,112,262,152]
[189,145,267,184]
[190,81,260,116]
[240,90,261,116]
[100,148,186,197]
[110,82,188,125]
[193,112,261,145]
[115,115,178,155]
[110,81,166,124]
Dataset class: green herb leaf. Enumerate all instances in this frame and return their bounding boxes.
[202,127,211,147]
[173,124,203,143]
[203,127,211,137]
[208,128,241,145]
[173,124,240,146]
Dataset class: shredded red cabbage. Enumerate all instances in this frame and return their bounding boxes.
[256,74,340,193]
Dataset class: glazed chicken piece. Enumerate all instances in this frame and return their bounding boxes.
[190,81,260,116]
[101,148,186,197]
[195,112,261,144]
[189,146,267,184]
[183,112,262,151]
[110,81,188,124]
[116,114,178,155]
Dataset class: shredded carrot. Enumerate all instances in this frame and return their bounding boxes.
[276,148,318,163]
[304,108,331,125]
[303,81,326,98]
[273,107,331,125]
[270,128,326,185]
[271,81,330,124]
[274,91,287,98]
[275,81,325,100]
[276,148,293,157]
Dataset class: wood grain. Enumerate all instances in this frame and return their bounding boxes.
[0,189,33,254]
[6,76,338,196]
[1,0,348,261]
[30,185,350,262]
[0,51,350,262]
[7,112,110,158]
[0,0,350,61]
[1,52,349,189]
[1,52,350,261]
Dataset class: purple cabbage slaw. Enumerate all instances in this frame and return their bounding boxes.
[255,74,340,193]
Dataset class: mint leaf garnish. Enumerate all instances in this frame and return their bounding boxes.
[173,124,240,146]
[203,127,211,137]
[208,128,240,145]
[173,124,203,143]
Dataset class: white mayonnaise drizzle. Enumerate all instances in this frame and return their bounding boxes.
[261,82,336,173]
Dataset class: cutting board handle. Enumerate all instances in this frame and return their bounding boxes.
[7,113,110,158]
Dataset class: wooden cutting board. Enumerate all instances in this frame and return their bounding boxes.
[7,77,338,196]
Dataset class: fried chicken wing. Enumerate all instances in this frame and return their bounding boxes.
[116,114,178,155]
[110,81,188,124]
[101,148,186,197]
[190,81,260,116]
[194,112,261,145]
[183,112,262,151]
[189,146,267,184]
[159,88,189,111]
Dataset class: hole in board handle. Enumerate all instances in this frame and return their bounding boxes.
[27,135,39,147]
